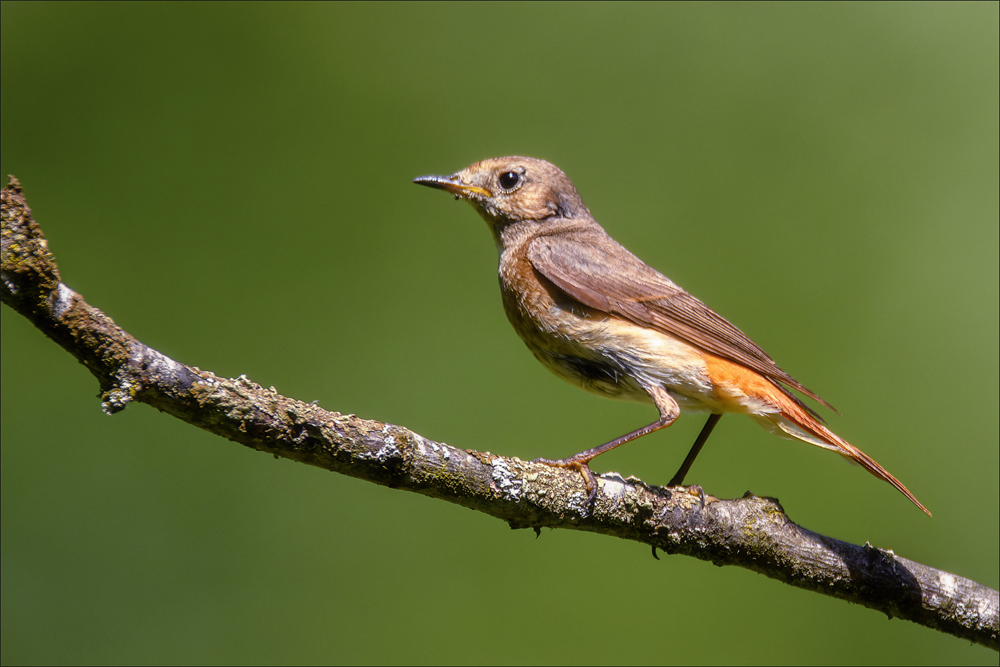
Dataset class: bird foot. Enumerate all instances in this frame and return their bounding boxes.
[668,483,706,510]
[532,455,600,508]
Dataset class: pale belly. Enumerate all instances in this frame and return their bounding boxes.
[502,288,735,414]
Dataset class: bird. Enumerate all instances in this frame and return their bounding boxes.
[413,156,930,516]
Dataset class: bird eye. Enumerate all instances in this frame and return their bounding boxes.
[498,171,521,191]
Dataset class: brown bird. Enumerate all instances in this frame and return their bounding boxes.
[414,156,930,516]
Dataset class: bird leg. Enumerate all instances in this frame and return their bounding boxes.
[534,386,680,507]
[668,413,722,487]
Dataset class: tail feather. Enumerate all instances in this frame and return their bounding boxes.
[761,395,932,517]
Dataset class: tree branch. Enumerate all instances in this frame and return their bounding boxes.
[2,175,996,650]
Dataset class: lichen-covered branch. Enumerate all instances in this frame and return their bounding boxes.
[2,175,996,650]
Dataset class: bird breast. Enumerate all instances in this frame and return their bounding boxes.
[497,249,718,412]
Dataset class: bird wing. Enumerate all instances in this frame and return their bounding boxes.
[527,231,833,412]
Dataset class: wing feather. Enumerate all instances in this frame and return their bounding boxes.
[528,232,833,413]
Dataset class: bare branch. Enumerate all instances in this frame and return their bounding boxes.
[2,175,997,650]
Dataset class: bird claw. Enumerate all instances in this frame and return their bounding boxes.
[678,483,705,510]
[691,484,705,510]
[533,455,600,510]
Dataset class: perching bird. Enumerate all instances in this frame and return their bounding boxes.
[414,156,929,516]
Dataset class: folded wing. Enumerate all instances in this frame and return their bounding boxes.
[528,231,834,416]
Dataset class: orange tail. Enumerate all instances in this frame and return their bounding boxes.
[766,394,932,517]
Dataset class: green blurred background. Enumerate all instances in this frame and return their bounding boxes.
[2,2,997,664]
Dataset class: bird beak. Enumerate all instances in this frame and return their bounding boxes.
[413,175,491,199]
